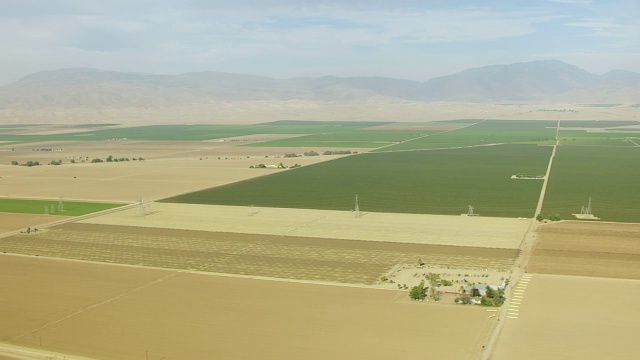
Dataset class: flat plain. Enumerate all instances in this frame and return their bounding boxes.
[0,213,71,233]
[492,274,640,360]
[1,254,493,360]
[0,199,122,216]
[3,119,640,360]
[528,221,640,279]
[79,203,529,248]
[541,145,640,222]
[0,223,518,284]
[0,141,339,202]
[164,144,551,218]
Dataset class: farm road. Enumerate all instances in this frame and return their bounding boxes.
[480,120,560,360]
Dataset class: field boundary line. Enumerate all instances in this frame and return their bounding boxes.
[0,252,400,292]
[372,119,487,153]
[0,203,138,239]
[0,342,94,360]
[6,270,182,343]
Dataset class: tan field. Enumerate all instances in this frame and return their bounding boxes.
[0,213,71,234]
[0,223,518,284]
[81,203,529,248]
[0,156,338,203]
[492,274,640,360]
[528,221,640,279]
[1,254,493,360]
[2,101,638,125]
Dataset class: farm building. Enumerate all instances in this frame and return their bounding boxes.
[466,283,505,296]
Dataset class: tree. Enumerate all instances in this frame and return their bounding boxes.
[426,273,441,301]
[471,287,481,297]
[480,296,493,307]
[409,280,427,300]
[548,213,561,221]
[10,160,18,165]
[106,155,113,162]
[485,286,497,299]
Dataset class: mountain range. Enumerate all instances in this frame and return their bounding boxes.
[1,60,639,110]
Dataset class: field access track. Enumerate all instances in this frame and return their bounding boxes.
[0,223,518,285]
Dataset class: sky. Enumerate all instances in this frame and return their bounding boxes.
[0,0,638,85]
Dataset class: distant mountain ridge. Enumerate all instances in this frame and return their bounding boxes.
[1,60,639,110]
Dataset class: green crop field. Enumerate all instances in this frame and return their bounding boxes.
[245,129,431,148]
[163,144,551,218]
[558,129,640,146]
[0,199,124,216]
[377,120,558,152]
[541,146,640,222]
[0,122,392,144]
[559,120,640,128]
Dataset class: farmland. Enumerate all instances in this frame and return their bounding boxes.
[0,122,392,144]
[243,129,434,148]
[528,221,640,279]
[377,120,558,151]
[0,222,518,284]
[0,213,72,233]
[79,203,530,248]
[541,146,640,222]
[492,274,640,360]
[0,141,335,202]
[0,255,492,360]
[557,120,640,146]
[2,119,640,360]
[163,144,551,218]
[0,198,122,216]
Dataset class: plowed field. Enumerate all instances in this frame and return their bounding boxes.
[528,221,640,279]
[492,274,640,360]
[0,223,518,284]
[1,255,493,360]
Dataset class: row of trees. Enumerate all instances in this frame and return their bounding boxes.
[536,213,561,221]
[454,286,506,307]
[11,160,40,167]
[10,156,145,166]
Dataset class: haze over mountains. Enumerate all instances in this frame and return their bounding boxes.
[1,60,638,124]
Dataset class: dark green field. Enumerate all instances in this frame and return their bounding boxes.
[163,144,551,218]
[0,122,392,144]
[377,120,558,151]
[541,146,640,222]
[0,199,123,216]
[244,129,431,148]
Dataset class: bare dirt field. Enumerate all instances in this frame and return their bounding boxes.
[0,254,169,343]
[2,101,638,125]
[0,223,518,284]
[0,153,335,202]
[80,203,529,249]
[528,221,640,279]
[492,274,640,360]
[1,254,493,360]
[0,213,71,234]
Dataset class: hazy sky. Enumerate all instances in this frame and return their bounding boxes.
[1,0,638,85]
